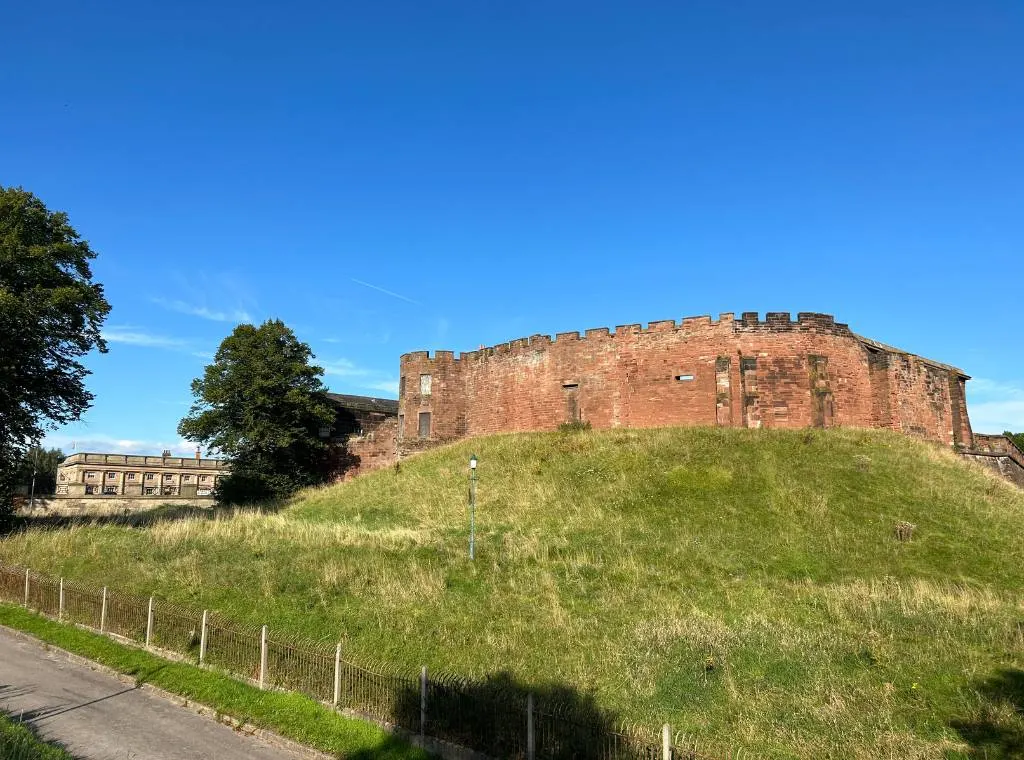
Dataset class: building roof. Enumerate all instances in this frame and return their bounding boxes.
[326,393,399,415]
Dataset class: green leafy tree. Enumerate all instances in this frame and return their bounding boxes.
[178,320,337,504]
[0,187,110,515]
[1004,431,1024,452]
[15,446,66,496]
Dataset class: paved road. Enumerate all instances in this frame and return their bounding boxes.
[0,626,306,759]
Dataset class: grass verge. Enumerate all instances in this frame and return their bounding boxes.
[0,604,430,760]
[0,712,74,760]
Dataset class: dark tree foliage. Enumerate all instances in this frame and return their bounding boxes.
[0,187,110,515]
[14,446,65,496]
[178,320,337,504]
[1004,431,1024,452]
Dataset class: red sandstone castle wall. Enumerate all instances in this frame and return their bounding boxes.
[397,312,973,447]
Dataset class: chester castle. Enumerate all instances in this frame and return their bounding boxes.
[345,311,1023,486]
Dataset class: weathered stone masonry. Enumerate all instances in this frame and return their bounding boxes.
[398,312,976,448]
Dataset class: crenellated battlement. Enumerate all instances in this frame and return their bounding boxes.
[400,311,853,364]
[396,309,974,452]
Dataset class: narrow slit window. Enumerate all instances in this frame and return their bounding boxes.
[675,374,695,382]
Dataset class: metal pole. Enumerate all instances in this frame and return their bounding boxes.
[662,723,671,760]
[23,568,29,608]
[100,587,107,632]
[146,597,154,647]
[58,578,64,621]
[527,692,535,760]
[469,460,477,561]
[333,643,341,708]
[199,610,208,664]
[259,625,268,689]
[420,666,427,737]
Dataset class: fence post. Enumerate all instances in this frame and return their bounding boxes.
[259,625,268,689]
[662,723,671,760]
[420,666,427,737]
[199,610,208,664]
[23,568,29,608]
[100,587,107,632]
[527,692,535,760]
[333,643,341,708]
[146,596,154,647]
[58,578,64,622]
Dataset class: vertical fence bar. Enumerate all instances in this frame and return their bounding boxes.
[199,610,208,664]
[100,587,107,632]
[259,625,268,689]
[146,596,154,647]
[420,666,427,737]
[527,692,535,760]
[333,643,341,708]
[662,723,671,760]
[58,578,64,621]
[23,568,29,608]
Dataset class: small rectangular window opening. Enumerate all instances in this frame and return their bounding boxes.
[675,374,695,382]
[420,374,432,396]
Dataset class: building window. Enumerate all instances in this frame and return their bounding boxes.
[145,473,155,481]
[675,374,695,382]
[106,471,117,479]
[182,475,192,482]
[399,376,406,396]
[127,473,137,481]
[85,485,96,495]
[103,486,118,495]
[420,374,432,396]
[144,487,155,495]
[59,473,66,482]
[418,411,431,439]
[397,414,404,440]
[201,475,209,483]
[86,471,97,479]
[163,474,174,482]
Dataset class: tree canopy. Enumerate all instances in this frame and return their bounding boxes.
[178,320,337,504]
[0,187,110,512]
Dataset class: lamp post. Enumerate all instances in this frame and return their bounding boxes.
[468,454,478,560]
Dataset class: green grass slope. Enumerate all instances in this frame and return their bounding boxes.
[3,428,1023,759]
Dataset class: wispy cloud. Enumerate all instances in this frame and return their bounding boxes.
[363,379,400,395]
[321,358,372,377]
[152,297,252,323]
[968,378,1024,433]
[41,433,201,458]
[350,278,419,305]
[102,327,188,349]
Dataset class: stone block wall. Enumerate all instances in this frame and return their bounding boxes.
[398,312,974,447]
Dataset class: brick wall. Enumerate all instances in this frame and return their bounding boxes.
[343,417,400,479]
[398,312,974,447]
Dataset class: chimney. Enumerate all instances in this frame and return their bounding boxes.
[161,449,171,458]
[195,446,201,461]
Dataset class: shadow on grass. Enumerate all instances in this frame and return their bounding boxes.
[358,669,663,760]
[950,668,1024,759]
[2,501,286,534]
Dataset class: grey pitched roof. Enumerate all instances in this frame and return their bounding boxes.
[326,393,399,415]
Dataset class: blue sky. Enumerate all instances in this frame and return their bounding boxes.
[2,1,1021,455]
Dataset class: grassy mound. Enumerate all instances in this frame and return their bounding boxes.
[3,428,1023,758]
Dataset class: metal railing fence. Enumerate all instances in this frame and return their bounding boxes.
[0,563,726,760]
